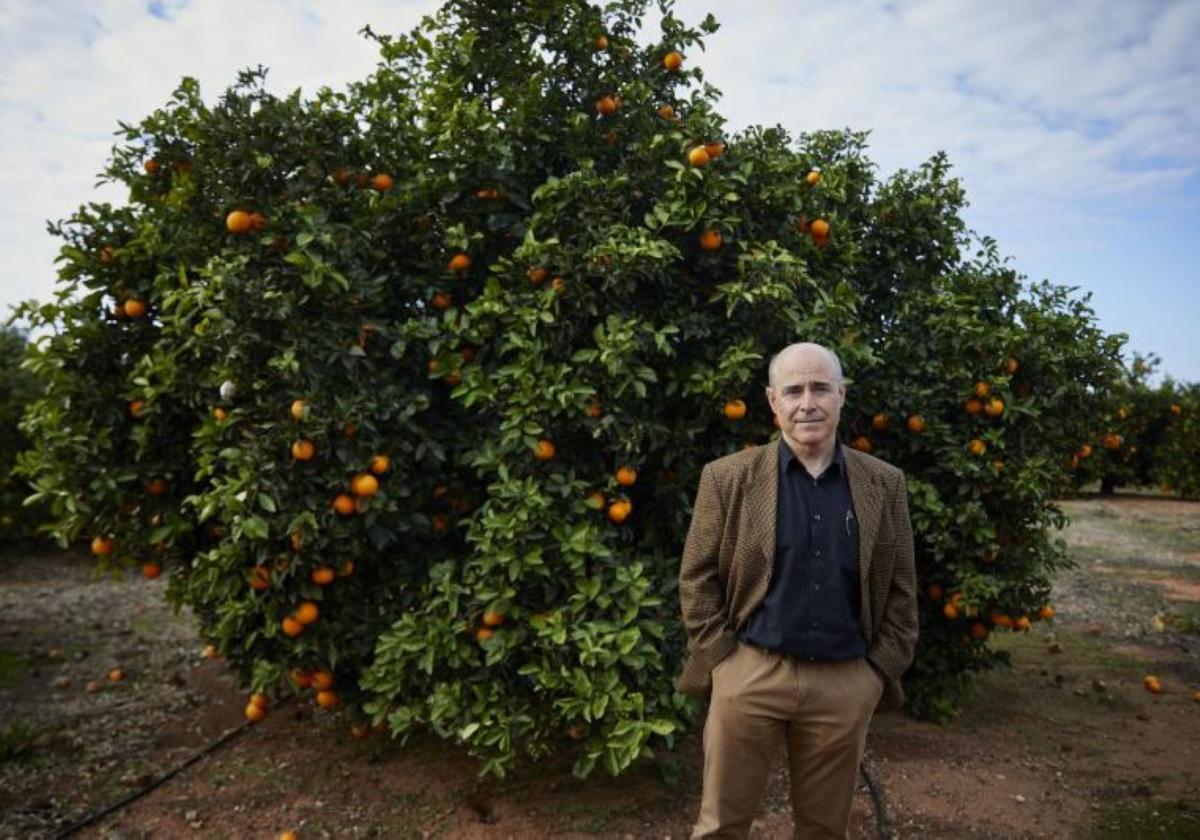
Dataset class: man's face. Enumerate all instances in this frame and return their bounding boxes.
[766,347,846,452]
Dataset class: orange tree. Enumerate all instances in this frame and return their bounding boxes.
[1155,382,1200,499]
[0,326,48,550]
[1070,353,1171,494]
[16,0,1123,774]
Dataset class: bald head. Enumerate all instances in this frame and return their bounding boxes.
[768,343,844,388]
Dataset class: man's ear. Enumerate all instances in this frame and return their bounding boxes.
[765,386,775,414]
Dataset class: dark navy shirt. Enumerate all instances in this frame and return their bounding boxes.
[740,442,867,661]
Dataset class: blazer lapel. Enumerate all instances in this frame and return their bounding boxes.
[845,447,882,589]
[744,440,780,568]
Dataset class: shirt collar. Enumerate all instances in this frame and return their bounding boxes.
[778,438,845,477]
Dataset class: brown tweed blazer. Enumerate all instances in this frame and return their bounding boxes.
[677,439,918,712]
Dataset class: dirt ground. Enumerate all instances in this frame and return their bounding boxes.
[2,493,1198,839]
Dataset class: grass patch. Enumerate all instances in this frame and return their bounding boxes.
[0,648,30,689]
[0,721,41,762]
[1090,799,1200,838]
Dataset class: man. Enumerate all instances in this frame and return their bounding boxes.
[678,342,918,838]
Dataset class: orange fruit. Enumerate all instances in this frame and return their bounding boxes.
[687,146,710,167]
[1038,605,1055,620]
[295,602,319,625]
[350,473,379,497]
[805,170,821,187]
[248,565,271,591]
[906,415,925,433]
[550,276,565,294]
[146,477,168,496]
[311,669,334,690]
[225,210,253,234]
[431,292,453,311]
[368,454,390,475]
[1005,357,1019,375]
[595,95,619,116]
[584,398,602,418]
[129,399,148,419]
[311,566,336,586]
[107,668,124,682]
[202,644,219,659]
[584,490,606,510]
[290,669,312,688]
[984,397,1005,418]
[141,562,162,579]
[657,104,676,120]
[1077,443,1093,459]
[447,253,471,273]
[315,690,339,709]
[527,266,549,285]
[332,494,355,515]
[249,692,268,710]
[698,229,722,251]
[91,536,115,556]
[991,614,1013,628]
[723,399,747,420]
[476,627,495,642]
[1143,675,1162,695]
[291,440,315,461]
[482,611,504,628]
[592,34,609,50]
[330,166,350,186]
[662,51,683,71]
[704,142,725,159]
[248,212,266,232]
[871,413,888,431]
[370,173,394,191]
[615,466,638,486]
[968,438,987,456]
[281,617,304,637]
[974,381,991,398]
[123,299,147,318]
[607,499,632,524]
[850,436,872,453]
[810,219,830,238]
[245,701,266,722]
[1170,404,1182,416]
[964,398,982,415]
[1102,433,1122,450]
[290,399,307,420]
[337,559,355,577]
[533,439,556,461]
[1014,615,1031,631]
[942,603,959,620]
[143,159,160,174]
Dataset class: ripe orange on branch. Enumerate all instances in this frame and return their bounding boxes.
[291,440,315,461]
[906,415,926,433]
[533,439,556,461]
[368,454,391,475]
[350,473,379,497]
[607,499,632,524]
[447,253,471,273]
[662,51,683,71]
[225,210,254,234]
[92,536,114,556]
[615,466,638,486]
[370,173,394,191]
[698,229,722,251]
[332,494,356,515]
[723,399,747,420]
[687,146,710,167]
[595,95,619,116]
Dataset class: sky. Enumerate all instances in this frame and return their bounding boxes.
[2,0,1197,381]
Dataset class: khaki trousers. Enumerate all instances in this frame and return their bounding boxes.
[692,642,884,839]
